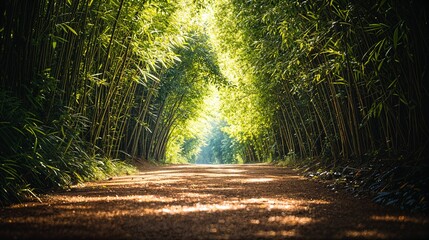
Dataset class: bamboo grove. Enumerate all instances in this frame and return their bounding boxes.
[210,0,428,210]
[0,0,221,204]
[1,0,428,210]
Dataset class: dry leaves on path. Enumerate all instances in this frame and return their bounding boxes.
[0,164,428,239]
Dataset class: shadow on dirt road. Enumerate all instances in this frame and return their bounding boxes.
[1,164,428,239]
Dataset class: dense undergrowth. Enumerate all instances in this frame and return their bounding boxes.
[277,157,428,213]
[0,91,136,206]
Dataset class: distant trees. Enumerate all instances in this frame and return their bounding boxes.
[139,30,223,163]
[196,120,239,164]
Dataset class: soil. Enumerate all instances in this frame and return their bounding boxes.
[0,164,428,239]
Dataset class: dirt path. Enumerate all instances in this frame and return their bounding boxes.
[0,164,428,239]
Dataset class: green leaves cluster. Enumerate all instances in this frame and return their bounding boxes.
[0,91,135,205]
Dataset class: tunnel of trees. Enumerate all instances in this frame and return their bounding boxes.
[1,0,428,211]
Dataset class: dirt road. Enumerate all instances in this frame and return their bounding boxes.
[0,164,428,239]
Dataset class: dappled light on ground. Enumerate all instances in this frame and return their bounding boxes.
[371,215,425,224]
[1,164,428,239]
[344,230,388,239]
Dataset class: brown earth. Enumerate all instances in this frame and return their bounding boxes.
[0,164,428,239]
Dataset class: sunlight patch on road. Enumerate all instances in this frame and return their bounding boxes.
[239,178,274,183]
[166,186,244,191]
[144,196,325,218]
[344,230,388,239]
[255,230,297,238]
[92,178,183,186]
[141,171,244,179]
[177,192,214,199]
[156,203,247,214]
[212,168,247,173]
[371,215,427,224]
[267,215,314,225]
[49,194,176,204]
[85,172,246,187]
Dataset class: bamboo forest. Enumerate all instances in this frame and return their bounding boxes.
[1,0,428,219]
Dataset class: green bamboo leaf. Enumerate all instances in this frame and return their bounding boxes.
[332,80,348,85]
[63,24,78,35]
[393,27,399,50]
[0,165,18,178]
[56,23,78,35]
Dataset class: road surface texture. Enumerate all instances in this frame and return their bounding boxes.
[0,164,428,239]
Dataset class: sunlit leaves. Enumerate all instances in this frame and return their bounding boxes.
[210,0,429,164]
[161,30,223,163]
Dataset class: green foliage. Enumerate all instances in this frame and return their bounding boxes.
[211,0,429,164]
[0,90,137,206]
[207,0,278,163]
[157,30,223,163]
[196,120,240,164]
